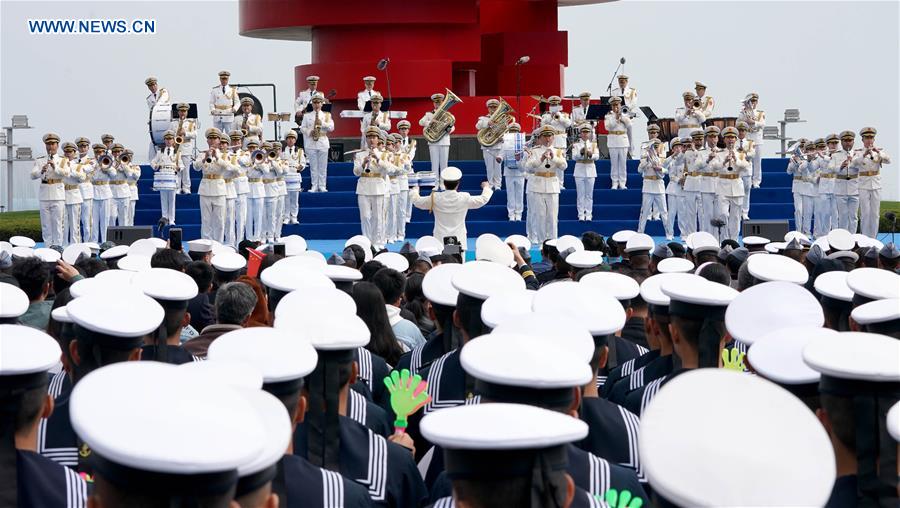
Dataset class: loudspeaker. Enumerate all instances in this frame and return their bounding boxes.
[106,226,153,246]
[328,143,344,162]
[742,220,789,240]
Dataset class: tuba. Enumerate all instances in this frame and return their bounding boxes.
[476,98,515,147]
[423,88,462,143]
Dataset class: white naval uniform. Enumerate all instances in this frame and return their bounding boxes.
[571,140,599,221]
[147,87,170,159]
[90,157,114,243]
[792,157,818,236]
[611,87,638,154]
[787,156,811,235]
[696,146,720,235]
[680,148,702,236]
[246,158,268,242]
[62,158,86,245]
[813,152,835,237]
[675,107,706,140]
[233,113,263,148]
[169,117,197,193]
[301,110,334,192]
[852,147,891,239]
[476,115,504,190]
[664,152,684,237]
[263,158,283,242]
[541,108,572,187]
[126,162,139,226]
[604,112,631,189]
[193,149,227,242]
[399,136,417,222]
[221,153,239,247]
[735,137,756,217]
[282,146,307,224]
[737,108,765,186]
[31,154,68,246]
[356,89,381,111]
[572,103,591,125]
[410,184,493,248]
[501,131,527,221]
[830,149,859,233]
[76,154,94,242]
[419,110,453,184]
[151,146,180,224]
[110,161,132,227]
[360,110,391,149]
[524,145,566,242]
[395,151,412,240]
[637,148,671,238]
[697,94,715,119]
[231,148,250,241]
[209,85,239,134]
[710,148,750,241]
[385,152,403,243]
[353,149,394,249]
[294,88,316,120]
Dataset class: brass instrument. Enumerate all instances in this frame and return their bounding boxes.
[119,153,131,165]
[423,88,462,143]
[98,154,113,169]
[251,150,266,163]
[476,97,515,147]
[267,149,278,160]
[312,113,322,142]
[241,113,249,138]
[526,113,544,121]
[692,97,701,108]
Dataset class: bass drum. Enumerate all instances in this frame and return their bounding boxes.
[149,102,172,145]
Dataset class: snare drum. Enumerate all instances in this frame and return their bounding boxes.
[152,171,178,191]
[416,171,437,188]
[284,172,302,191]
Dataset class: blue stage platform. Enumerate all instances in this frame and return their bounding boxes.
[134,158,796,241]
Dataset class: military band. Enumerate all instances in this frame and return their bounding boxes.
[571,124,599,221]
[476,99,505,190]
[281,130,307,225]
[300,92,334,193]
[610,75,638,156]
[150,130,180,224]
[209,70,239,134]
[605,96,631,190]
[420,92,455,185]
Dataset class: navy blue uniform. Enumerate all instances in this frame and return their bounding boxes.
[140,345,203,365]
[16,450,87,507]
[607,354,674,406]
[277,453,373,507]
[578,397,643,481]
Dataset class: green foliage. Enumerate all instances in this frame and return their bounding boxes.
[0,211,41,241]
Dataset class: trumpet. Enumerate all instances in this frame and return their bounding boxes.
[251,150,266,163]
[692,97,701,108]
[118,153,131,164]
[98,154,113,169]
[268,149,278,160]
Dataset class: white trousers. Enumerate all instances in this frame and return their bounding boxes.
[39,200,65,247]
[741,176,752,216]
[179,159,192,192]
[358,194,386,248]
[575,177,595,219]
[112,198,128,227]
[92,199,109,243]
[751,148,762,186]
[859,188,881,238]
[525,192,537,242]
[482,151,502,189]
[212,118,232,135]
[64,203,82,246]
[718,196,743,241]
[532,192,559,243]
[610,148,628,188]
[835,195,860,234]
[274,196,285,240]
[405,188,413,223]
[680,191,699,237]
[666,194,680,238]
[159,190,176,224]
[814,193,834,238]
[224,198,236,247]
[800,195,815,236]
[699,192,716,234]
[263,197,277,242]
[287,190,300,221]
[639,193,671,238]
[235,194,248,242]
[429,145,449,183]
[127,199,136,226]
[792,192,804,232]
[386,193,399,241]
[80,198,93,243]
[397,190,408,239]
[309,149,328,191]
[506,176,525,220]
[200,195,226,242]
[248,198,264,241]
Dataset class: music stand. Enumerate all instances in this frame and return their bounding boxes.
[639,106,658,124]
[585,105,604,122]
[362,99,392,112]
[595,96,613,118]
[170,103,198,119]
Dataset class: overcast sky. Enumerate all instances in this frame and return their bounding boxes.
[2,0,897,209]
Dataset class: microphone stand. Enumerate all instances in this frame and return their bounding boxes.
[605,60,624,94]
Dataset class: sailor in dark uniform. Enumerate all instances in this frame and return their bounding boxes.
[266,300,427,506]
[639,369,836,506]
[1,325,87,508]
[203,327,373,507]
[68,360,268,506]
[814,269,855,331]
[38,291,162,472]
[396,263,463,376]
[851,296,900,338]
[422,403,609,508]
[131,267,204,364]
[623,275,737,416]
[579,270,650,353]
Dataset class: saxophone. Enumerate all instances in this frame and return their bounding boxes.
[476,98,515,147]
[423,88,462,143]
[312,113,322,142]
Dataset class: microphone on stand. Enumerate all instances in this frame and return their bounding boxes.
[516,55,531,65]
[606,57,627,93]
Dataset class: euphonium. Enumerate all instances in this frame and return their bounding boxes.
[423,88,462,144]
[175,135,184,145]
[476,98,515,147]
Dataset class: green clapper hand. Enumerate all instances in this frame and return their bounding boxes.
[384,369,432,433]
[601,489,643,508]
[722,348,746,372]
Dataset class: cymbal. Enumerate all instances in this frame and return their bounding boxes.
[530,95,548,102]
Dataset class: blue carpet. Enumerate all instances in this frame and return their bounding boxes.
[135,158,797,241]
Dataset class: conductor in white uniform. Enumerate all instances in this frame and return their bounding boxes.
[410,167,492,250]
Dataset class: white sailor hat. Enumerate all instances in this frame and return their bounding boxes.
[624,233,654,254]
[669,138,682,149]
[764,241,785,254]
[209,327,318,384]
[656,257,694,273]
[475,235,515,268]
[462,332,593,392]
[10,246,33,259]
[0,283,29,319]
[889,403,900,442]
[504,234,531,252]
[694,80,707,88]
[324,264,362,283]
[0,325,61,374]
[452,261,525,300]
[485,98,500,107]
[261,265,334,293]
[846,267,900,301]
[742,235,770,248]
[826,228,855,251]
[814,271,854,303]
[547,95,562,104]
[345,234,372,254]
[211,242,239,258]
[187,239,214,253]
[784,231,809,243]
[294,250,327,266]
[491,312,595,363]
[310,92,325,103]
[804,331,900,382]
[725,281,824,346]
[273,286,356,321]
[422,263,463,307]
[685,231,718,254]
[62,244,91,265]
[116,254,152,272]
[363,76,376,82]
[607,96,622,105]
[69,362,266,494]
[67,291,164,338]
[430,92,444,101]
[826,250,858,263]
[564,250,604,269]
[639,273,697,309]
[853,234,883,250]
[555,235,584,253]
[415,235,443,258]
[275,311,370,352]
[218,70,231,77]
[441,166,462,182]
[748,326,837,390]
[662,273,737,308]
[480,289,536,329]
[580,271,640,302]
[233,388,293,494]
[211,252,247,272]
[305,75,320,82]
[851,298,900,328]
[374,252,409,272]
[9,236,35,248]
[639,369,835,507]
[532,281,625,336]
[397,120,411,129]
[69,275,136,299]
[179,359,264,390]
[747,254,808,284]
[99,243,128,259]
[33,247,61,263]
[132,268,198,302]
[93,268,137,285]
[50,305,73,324]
